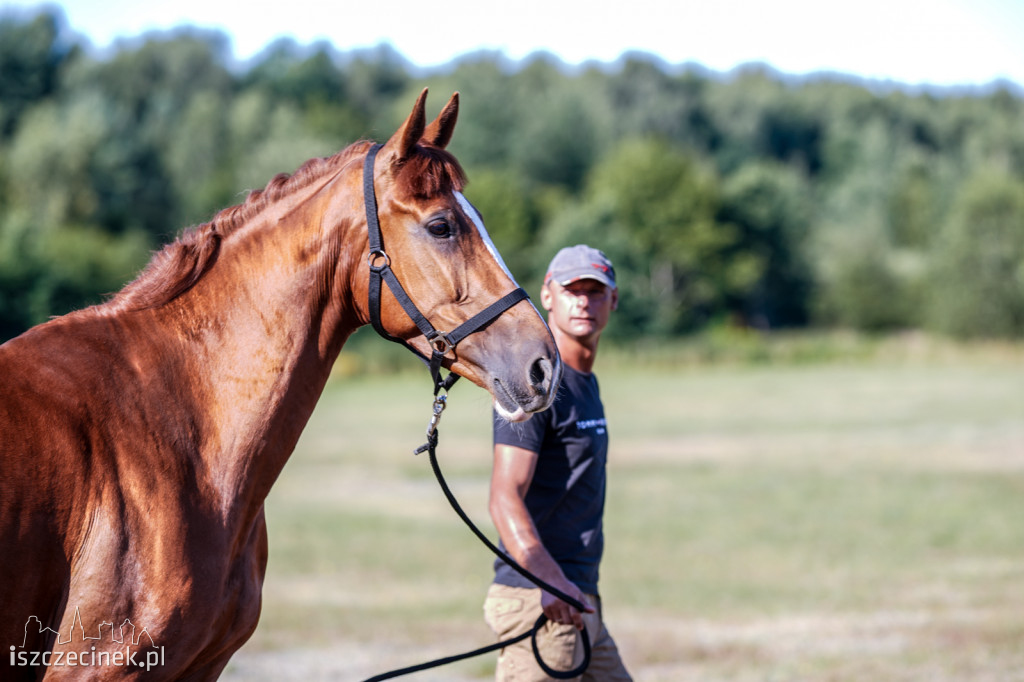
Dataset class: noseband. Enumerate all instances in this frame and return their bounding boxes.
[362,143,529,395]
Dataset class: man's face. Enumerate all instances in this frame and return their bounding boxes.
[541,278,618,342]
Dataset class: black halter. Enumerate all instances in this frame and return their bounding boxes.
[362,143,529,395]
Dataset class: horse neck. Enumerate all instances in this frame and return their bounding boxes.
[162,176,365,522]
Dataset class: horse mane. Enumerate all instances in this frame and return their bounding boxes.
[108,143,370,313]
[106,139,466,313]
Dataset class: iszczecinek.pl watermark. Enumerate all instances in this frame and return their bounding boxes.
[9,606,166,673]
[10,646,165,671]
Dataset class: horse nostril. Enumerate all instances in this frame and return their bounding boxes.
[529,357,551,391]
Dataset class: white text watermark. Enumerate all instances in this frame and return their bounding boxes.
[9,606,165,673]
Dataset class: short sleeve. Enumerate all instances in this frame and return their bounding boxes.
[492,407,548,453]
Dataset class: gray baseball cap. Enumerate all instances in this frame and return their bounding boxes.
[545,245,616,289]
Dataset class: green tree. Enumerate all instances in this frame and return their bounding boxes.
[927,171,1024,338]
[6,92,112,233]
[547,138,761,336]
[812,225,917,332]
[604,56,718,152]
[345,45,411,133]
[0,9,76,137]
[0,213,149,337]
[2,20,1024,345]
[461,167,541,286]
[244,39,365,143]
[440,55,520,169]
[718,162,813,327]
[508,57,607,191]
[58,30,235,236]
[226,90,337,193]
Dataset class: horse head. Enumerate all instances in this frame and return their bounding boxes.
[352,90,560,421]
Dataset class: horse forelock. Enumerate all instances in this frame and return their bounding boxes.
[395,144,467,198]
[109,143,372,313]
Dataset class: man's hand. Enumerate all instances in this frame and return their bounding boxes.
[541,580,595,630]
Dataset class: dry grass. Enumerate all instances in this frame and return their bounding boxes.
[222,336,1024,681]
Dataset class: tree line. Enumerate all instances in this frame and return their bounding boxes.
[2,8,1023,343]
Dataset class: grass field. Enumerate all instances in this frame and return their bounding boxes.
[221,336,1024,681]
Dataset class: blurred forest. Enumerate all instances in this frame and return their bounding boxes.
[1,8,1023,343]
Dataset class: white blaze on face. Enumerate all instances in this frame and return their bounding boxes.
[454,191,551,422]
[453,189,546,321]
[454,191,518,285]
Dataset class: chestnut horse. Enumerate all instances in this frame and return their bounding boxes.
[0,90,560,681]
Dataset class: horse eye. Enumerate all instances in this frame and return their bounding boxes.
[426,219,451,238]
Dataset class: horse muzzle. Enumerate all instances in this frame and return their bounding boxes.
[490,349,562,422]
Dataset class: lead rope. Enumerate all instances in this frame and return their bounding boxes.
[361,392,591,681]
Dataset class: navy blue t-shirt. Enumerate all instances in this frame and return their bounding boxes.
[492,365,609,595]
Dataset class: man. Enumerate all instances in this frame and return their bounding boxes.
[484,245,632,681]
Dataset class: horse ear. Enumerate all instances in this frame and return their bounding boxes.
[423,92,459,149]
[388,88,428,162]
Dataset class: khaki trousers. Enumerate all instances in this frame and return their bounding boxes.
[483,583,632,682]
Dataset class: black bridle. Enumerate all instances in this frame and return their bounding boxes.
[362,143,528,397]
[359,143,591,680]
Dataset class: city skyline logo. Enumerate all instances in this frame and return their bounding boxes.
[9,606,165,672]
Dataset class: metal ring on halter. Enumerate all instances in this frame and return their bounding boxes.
[429,332,454,355]
[367,250,391,270]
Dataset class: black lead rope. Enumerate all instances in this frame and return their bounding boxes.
[359,143,591,680]
[361,401,591,682]
[423,417,592,678]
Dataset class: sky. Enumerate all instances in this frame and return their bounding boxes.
[10,0,1024,88]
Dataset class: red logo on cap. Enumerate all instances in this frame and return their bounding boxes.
[592,263,610,274]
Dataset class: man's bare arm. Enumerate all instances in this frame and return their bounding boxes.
[489,443,594,628]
